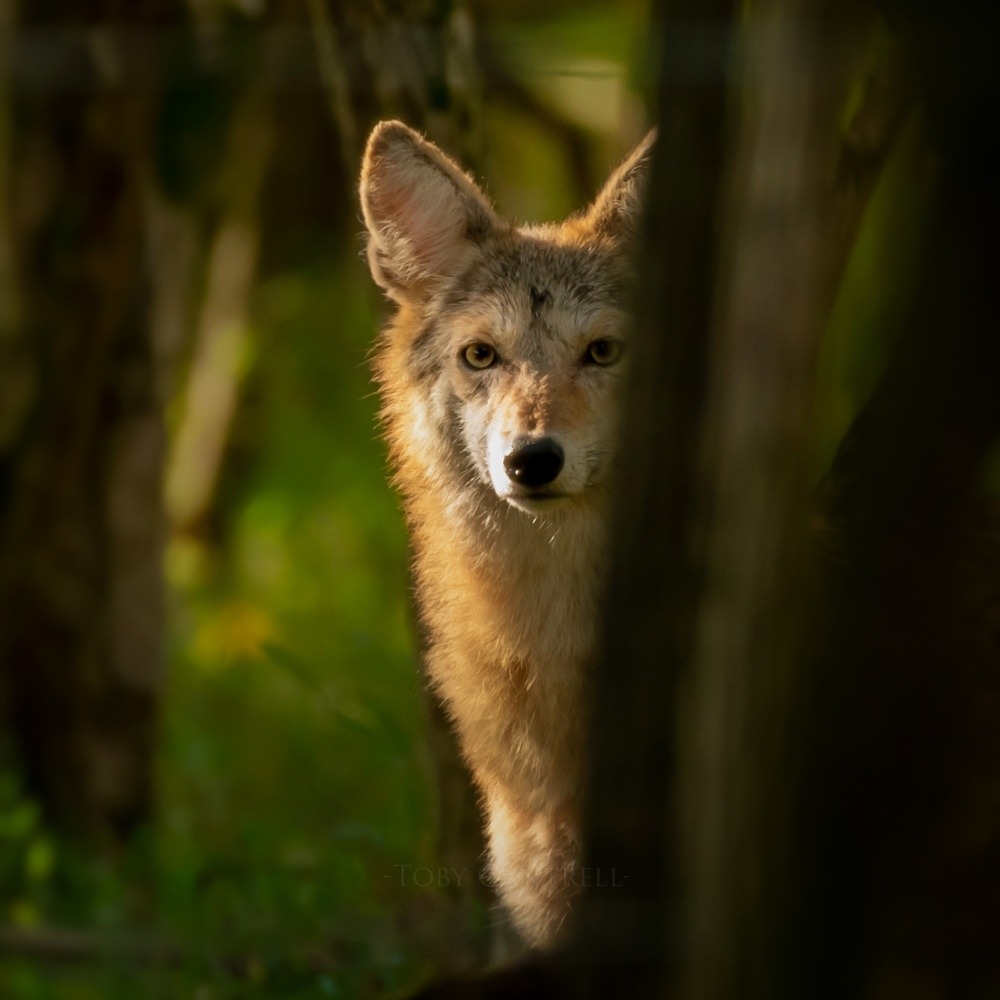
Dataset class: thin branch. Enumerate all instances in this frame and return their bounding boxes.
[305,0,359,172]
[164,87,273,534]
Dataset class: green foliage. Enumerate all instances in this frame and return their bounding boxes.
[0,261,455,998]
[151,261,447,996]
[0,775,56,928]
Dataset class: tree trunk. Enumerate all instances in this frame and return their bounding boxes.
[566,0,738,994]
[0,3,177,844]
[789,4,1000,994]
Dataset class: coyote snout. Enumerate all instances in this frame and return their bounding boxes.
[360,120,653,947]
[486,424,589,512]
[503,437,564,488]
[491,433,568,513]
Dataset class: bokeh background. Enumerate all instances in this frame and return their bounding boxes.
[0,1,653,996]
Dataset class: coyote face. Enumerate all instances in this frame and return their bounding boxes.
[360,121,652,947]
[430,242,631,516]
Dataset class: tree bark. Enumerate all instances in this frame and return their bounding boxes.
[566,0,738,994]
[0,3,177,843]
[790,4,1000,994]
[676,4,879,996]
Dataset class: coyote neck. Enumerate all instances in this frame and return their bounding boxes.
[412,492,607,815]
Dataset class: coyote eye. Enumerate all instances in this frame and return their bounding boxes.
[584,338,622,366]
[462,342,497,370]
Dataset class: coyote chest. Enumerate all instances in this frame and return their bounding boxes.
[360,120,652,946]
[422,500,605,809]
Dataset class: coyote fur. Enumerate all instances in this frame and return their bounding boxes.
[360,121,653,947]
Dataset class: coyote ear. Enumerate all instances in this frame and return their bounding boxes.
[360,121,499,301]
[584,129,656,242]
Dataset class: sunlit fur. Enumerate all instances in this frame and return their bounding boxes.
[360,121,652,947]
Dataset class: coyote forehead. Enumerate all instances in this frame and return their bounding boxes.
[410,236,632,389]
[359,120,653,947]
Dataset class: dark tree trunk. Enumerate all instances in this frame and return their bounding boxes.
[790,4,1000,994]
[566,0,738,994]
[0,2,177,843]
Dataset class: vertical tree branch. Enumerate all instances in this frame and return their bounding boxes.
[165,86,273,534]
[568,2,738,995]
[304,0,359,172]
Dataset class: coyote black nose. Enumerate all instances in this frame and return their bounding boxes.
[503,437,565,488]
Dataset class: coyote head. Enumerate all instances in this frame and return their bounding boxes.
[360,122,653,517]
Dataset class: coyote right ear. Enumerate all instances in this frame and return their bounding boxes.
[360,121,500,302]
[584,129,656,243]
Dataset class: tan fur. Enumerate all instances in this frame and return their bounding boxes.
[359,121,653,947]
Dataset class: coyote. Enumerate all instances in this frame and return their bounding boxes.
[360,121,652,947]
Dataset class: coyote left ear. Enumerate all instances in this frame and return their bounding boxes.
[360,120,500,302]
[584,129,656,242]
